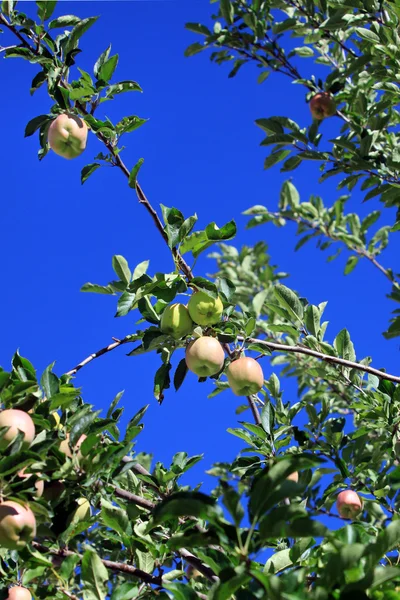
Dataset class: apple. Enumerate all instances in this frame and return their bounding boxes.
[185,337,225,377]
[336,490,362,519]
[226,357,264,396]
[59,433,87,460]
[309,92,336,120]
[188,291,223,326]
[0,501,36,550]
[0,410,35,451]
[160,303,193,339]
[287,471,298,483]
[66,497,91,527]
[17,468,44,499]
[47,113,88,159]
[7,587,31,600]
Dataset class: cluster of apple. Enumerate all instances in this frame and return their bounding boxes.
[160,291,264,396]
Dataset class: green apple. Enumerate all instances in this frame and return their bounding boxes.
[160,303,193,339]
[336,490,362,519]
[47,113,88,159]
[309,92,336,120]
[66,497,91,527]
[0,501,36,550]
[188,291,223,326]
[226,357,264,396]
[185,336,225,377]
[7,587,31,600]
[0,409,35,451]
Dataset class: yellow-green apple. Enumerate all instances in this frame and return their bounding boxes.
[287,472,298,483]
[66,497,91,527]
[336,490,362,519]
[185,337,225,377]
[7,587,31,600]
[160,303,193,339]
[309,92,336,120]
[59,433,87,460]
[226,357,264,396]
[47,114,88,159]
[17,468,44,499]
[0,501,36,550]
[188,291,223,326]
[0,410,35,451]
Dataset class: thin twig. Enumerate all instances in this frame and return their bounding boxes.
[245,337,400,384]
[65,336,135,376]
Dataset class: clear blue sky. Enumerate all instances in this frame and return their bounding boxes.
[1,1,399,497]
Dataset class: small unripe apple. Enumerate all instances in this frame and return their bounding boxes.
[0,501,36,550]
[59,433,87,460]
[47,113,88,159]
[226,357,264,396]
[66,497,91,527]
[17,468,44,499]
[7,586,31,600]
[309,92,336,120]
[0,410,35,451]
[185,337,225,377]
[160,303,193,339]
[287,471,298,483]
[188,291,223,326]
[336,490,362,519]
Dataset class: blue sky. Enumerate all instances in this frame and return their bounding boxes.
[1,0,399,501]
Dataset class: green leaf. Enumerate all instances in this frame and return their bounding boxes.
[24,115,50,138]
[105,80,142,99]
[190,277,218,299]
[98,54,119,82]
[30,71,47,96]
[81,163,101,185]
[116,116,148,135]
[116,292,136,317]
[101,499,131,537]
[334,328,355,361]
[128,158,144,188]
[81,550,108,600]
[274,284,304,323]
[36,0,57,21]
[132,260,150,280]
[184,42,205,57]
[151,491,218,527]
[185,23,211,36]
[174,358,188,392]
[220,0,234,25]
[81,283,115,295]
[49,15,81,29]
[112,255,131,285]
[344,255,358,275]
[264,548,292,574]
[69,86,95,100]
[154,363,172,402]
[164,583,198,600]
[65,16,99,55]
[41,363,59,399]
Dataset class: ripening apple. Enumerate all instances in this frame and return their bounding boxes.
[17,468,44,499]
[0,410,35,451]
[336,490,362,519]
[0,501,36,550]
[47,113,88,159]
[227,357,264,396]
[185,336,225,377]
[66,497,91,527]
[7,586,31,600]
[160,303,193,339]
[188,291,223,326]
[287,471,298,483]
[309,92,336,120]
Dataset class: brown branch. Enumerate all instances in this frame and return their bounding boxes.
[65,335,135,376]
[245,337,400,384]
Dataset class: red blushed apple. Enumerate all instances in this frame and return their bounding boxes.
[309,92,336,120]
[47,113,88,159]
[185,336,225,377]
[7,587,31,600]
[336,490,362,519]
[226,357,264,396]
[0,410,35,451]
[287,471,298,483]
[0,501,36,550]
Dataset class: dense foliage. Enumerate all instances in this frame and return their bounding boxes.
[0,1,400,599]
